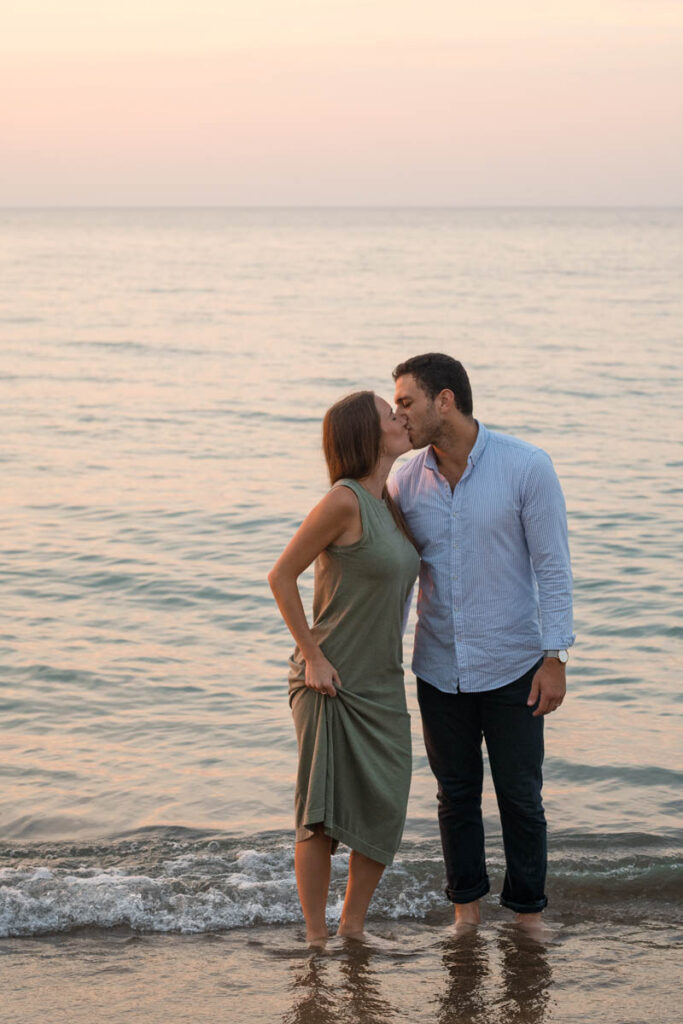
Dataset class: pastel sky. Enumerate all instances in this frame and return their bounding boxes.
[3,1,682,205]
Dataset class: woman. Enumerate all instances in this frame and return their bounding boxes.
[268,391,419,946]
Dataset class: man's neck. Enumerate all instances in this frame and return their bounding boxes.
[432,418,479,488]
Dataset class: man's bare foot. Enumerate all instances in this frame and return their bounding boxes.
[514,913,553,941]
[306,933,329,949]
[453,899,481,934]
[452,919,480,937]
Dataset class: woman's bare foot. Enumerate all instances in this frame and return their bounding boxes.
[336,927,365,940]
[336,929,400,952]
[306,932,329,949]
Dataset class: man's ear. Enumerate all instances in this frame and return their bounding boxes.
[437,388,455,413]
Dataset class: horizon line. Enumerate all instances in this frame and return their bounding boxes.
[2,203,682,211]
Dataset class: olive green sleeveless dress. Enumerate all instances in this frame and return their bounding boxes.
[288,478,420,866]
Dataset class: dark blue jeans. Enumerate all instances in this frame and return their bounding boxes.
[417,660,548,914]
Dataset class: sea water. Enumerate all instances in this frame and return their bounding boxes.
[1,208,681,1022]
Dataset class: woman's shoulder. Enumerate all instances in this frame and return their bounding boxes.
[328,477,361,496]
[317,481,364,549]
[315,481,361,519]
[330,477,364,499]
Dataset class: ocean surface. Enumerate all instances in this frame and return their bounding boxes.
[1,207,681,1022]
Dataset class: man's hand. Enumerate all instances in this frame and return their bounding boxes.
[527,659,566,717]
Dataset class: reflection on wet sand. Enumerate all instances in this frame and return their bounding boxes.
[282,955,339,1024]
[437,928,553,1024]
[338,945,397,1024]
[282,943,396,1024]
[437,928,491,1024]
[497,930,553,1024]
[280,927,553,1024]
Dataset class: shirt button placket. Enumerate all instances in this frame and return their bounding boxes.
[453,501,462,689]
[451,495,460,634]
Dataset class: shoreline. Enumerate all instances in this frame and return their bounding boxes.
[4,918,680,1024]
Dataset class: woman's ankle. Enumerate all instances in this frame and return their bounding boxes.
[337,915,365,937]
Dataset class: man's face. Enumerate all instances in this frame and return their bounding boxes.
[394,374,441,449]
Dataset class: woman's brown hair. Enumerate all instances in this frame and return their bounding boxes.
[322,391,416,545]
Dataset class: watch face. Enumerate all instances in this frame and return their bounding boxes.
[558,650,569,663]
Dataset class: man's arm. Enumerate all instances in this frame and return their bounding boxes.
[521,450,575,716]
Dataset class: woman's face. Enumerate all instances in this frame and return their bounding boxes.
[375,396,411,458]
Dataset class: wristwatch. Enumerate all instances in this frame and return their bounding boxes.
[543,649,569,663]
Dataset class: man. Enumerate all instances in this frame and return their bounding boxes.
[388,353,574,935]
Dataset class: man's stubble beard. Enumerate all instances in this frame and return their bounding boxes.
[412,412,443,450]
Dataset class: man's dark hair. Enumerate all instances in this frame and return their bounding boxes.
[393,353,473,417]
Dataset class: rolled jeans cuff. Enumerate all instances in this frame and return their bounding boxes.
[499,894,548,914]
[445,876,490,905]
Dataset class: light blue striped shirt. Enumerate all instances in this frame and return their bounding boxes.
[388,422,574,693]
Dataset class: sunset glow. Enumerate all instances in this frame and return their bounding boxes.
[3,1,682,204]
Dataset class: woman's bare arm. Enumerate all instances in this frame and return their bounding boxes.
[267,487,360,697]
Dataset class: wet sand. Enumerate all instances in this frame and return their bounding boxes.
[3,915,679,1024]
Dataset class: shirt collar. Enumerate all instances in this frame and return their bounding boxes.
[424,420,488,472]
[468,421,488,465]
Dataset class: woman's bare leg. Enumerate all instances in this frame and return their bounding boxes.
[337,849,385,937]
[295,825,333,944]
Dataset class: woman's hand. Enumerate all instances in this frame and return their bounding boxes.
[304,650,342,698]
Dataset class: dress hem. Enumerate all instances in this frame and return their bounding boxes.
[296,814,399,867]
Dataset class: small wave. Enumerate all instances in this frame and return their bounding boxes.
[67,340,150,352]
[547,759,683,788]
[0,828,680,939]
[0,316,44,325]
